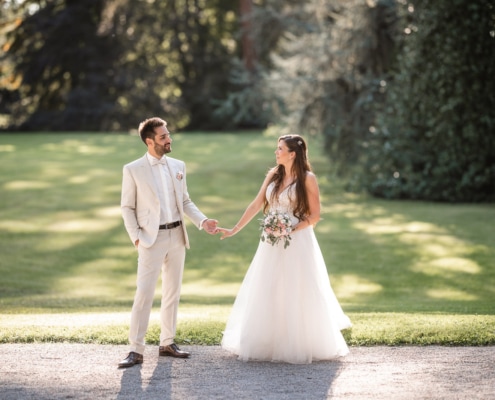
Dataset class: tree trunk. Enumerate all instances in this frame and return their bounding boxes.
[240,0,256,71]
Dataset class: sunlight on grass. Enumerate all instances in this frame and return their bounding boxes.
[0,144,15,152]
[404,233,469,257]
[68,175,91,184]
[332,275,383,299]
[0,220,40,233]
[42,140,114,155]
[181,281,241,298]
[350,206,491,303]
[1,311,494,346]
[356,219,444,235]
[46,218,120,232]
[53,259,136,297]
[348,313,495,345]
[5,180,52,190]
[1,133,494,345]
[412,256,482,277]
[325,202,366,219]
[94,206,122,218]
[179,305,230,322]
[0,313,131,327]
[0,309,227,329]
[426,289,478,301]
[427,257,481,274]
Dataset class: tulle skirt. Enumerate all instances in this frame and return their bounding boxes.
[221,226,351,364]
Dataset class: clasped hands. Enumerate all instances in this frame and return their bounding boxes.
[202,219,235,240]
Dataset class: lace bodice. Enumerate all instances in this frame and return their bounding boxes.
[266,182,299,225]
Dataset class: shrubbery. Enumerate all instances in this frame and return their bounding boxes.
[363,0,495,202]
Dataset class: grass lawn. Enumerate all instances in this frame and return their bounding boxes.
[0,132,494,346]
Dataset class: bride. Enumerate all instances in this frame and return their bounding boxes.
[217,135,351,364]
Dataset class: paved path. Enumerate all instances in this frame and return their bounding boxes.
[1,344,494,399]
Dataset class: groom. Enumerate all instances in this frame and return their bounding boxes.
[119,117,218,368]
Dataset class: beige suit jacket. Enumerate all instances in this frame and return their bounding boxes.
[121,154,207,249]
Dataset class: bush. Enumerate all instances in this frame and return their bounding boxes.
[363,0,495,202]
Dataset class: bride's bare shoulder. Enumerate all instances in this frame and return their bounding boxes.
[305,171,317,180]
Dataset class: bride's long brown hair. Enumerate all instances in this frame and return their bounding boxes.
[263,135,312,221]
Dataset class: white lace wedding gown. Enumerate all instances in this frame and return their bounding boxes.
[221,182,351,364]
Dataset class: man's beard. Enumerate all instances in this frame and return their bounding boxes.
[154,142,171,156]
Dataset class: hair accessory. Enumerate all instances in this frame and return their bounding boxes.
[297,140,302,146]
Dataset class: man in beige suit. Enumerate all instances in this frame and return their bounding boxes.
[119,117,217,368]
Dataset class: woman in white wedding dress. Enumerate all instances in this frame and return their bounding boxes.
[217,135,351,364]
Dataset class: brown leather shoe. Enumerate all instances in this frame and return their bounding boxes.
[159,343,190,358]
[118,352,143,368]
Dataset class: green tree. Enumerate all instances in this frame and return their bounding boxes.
[2,0,244,131]
[0,1,21,125]
[242,0,399,165]
[364,0,495,201]
[252,0,494,202]
[159,0,239,129]
[211,0,286,129]
[4,0,125,130]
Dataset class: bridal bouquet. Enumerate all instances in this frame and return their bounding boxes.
[259,211,293,249]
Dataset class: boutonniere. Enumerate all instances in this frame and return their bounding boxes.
[176,171,184,181]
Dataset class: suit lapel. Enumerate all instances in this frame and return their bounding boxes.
[137,154,160,197]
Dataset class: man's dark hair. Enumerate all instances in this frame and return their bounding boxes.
[138,117,167,144]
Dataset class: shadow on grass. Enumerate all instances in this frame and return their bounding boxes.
[0,133,494,319]
[323,195,495,315]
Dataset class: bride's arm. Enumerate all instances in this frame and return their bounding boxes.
[218,170,274,240]
[292,172,321,232]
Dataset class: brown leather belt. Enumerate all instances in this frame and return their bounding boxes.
[159,221,182,230]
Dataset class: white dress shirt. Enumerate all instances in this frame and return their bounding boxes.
[147,153,181,225]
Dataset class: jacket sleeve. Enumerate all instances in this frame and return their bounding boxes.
[121,164,140,244]
[180,162,208,229]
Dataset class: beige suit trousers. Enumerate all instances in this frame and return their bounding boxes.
[129,227,186,354]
